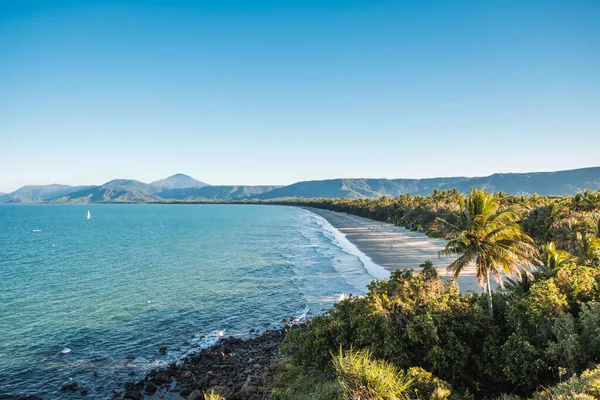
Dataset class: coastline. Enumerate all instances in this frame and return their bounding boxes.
[303,207,482,294]
[123,206,482,399]
[120,327,292,400]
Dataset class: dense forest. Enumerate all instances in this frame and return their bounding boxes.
[268,189,600,399]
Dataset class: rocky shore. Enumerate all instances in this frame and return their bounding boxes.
[121,327,295,400]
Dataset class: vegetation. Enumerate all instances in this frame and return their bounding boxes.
[272,188,600,399]
[439,188,536,319]
[532,364,600,399]
[331,348,412,400]
[204,388,227,400]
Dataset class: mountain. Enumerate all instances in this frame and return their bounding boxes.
[52,180,160,203]
[2,167,599,203]
[150,173,208,190]
[1,184,94,203]
[256,167,600,199]
[254,179,405,199]
[156,185,281,201]
[425,167,600,196]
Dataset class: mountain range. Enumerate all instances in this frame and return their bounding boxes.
[1,167,599,203]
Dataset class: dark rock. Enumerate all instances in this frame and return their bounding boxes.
[80,388,88,396]
[159,346,167,355]
[59,381,78,392]
[122,388,142,400]
[143,381,157,395]
[187,390,204,400]
[180,385,194,397]
[152,372,172,385]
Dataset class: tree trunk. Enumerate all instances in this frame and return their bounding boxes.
[486,271,494,320]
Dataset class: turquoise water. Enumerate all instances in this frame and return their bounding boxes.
[0,204,380,399]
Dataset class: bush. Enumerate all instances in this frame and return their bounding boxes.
[405,367,454,400]
[332,348,412,400]
[270,360,340,400]
[532,364,600,399]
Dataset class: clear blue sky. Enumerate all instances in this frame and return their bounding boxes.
[1,0,599,192]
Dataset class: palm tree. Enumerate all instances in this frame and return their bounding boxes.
[505,272,534,295]
[536,241,576,276]
[439,188,536,320]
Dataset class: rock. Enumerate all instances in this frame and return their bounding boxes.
[179,370,193,379]
[80,388,88,395]
[122,388,142,400]
[187,389,204,400]
[60,381,78,392]
[159,346,167,355]
[180,385,194,397]
[152,372,172,385]
[143,381,157,395]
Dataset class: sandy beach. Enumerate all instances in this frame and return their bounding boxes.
[306,207,482,294]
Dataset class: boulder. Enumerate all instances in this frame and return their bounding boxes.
[187,389,204,400]
[143,381,157,395]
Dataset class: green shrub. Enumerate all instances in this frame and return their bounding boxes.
[532,364,600,399]
[331,348,412,400]
[405,367,454,399]
[270,360,340,400]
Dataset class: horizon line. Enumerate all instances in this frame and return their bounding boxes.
[2,164,599,194]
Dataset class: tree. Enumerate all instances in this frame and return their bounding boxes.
[439,188,536,319]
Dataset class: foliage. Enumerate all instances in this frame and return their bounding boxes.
[270,360,341,400]
[204,387,226,400]
[405,367,454,400]
[439,188,536,319]
[532,364,600,399]
[331,348,412,400]
[275,189,600,399]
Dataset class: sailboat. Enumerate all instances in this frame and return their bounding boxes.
[87,210,91,220]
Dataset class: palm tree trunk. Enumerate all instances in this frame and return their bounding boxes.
[486,271,494,320]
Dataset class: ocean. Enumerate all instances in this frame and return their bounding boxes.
[0,204,385,399]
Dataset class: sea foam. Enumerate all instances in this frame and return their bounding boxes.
[303,210,390,290]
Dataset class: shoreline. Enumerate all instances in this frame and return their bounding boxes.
[303,207,482,294]
[119,327,294,400]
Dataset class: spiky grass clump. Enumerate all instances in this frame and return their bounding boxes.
[332,348,412,400]
[204,388,226,400]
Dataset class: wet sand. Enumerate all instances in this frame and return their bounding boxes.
[305,207,482,294]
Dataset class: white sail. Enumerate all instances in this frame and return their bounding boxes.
[87,210,91,220]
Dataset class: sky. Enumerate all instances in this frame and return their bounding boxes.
[1,0,599,192]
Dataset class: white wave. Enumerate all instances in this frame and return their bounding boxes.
[304,293,347,304]
[292,305,310,324]
[60,348,71,354]
[306,210,390,282]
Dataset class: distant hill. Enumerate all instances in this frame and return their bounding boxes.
[52,180,160,203]
[1,167,599,203]
[156,185,281,201]
[425,168,600,196]
[150,173,209,190]
[254,179,406,199]
[1,184,94,203]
